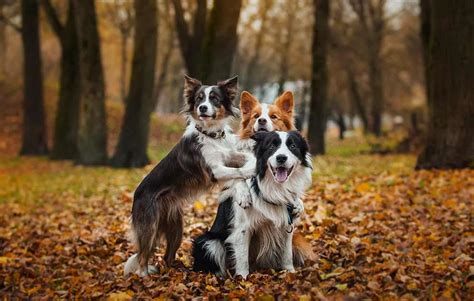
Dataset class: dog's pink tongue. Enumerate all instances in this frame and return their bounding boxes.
[276,167,288,183]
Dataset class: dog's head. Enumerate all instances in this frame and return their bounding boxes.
[239,91,296,139]
[252,131,311,183]
[183,75,239,122]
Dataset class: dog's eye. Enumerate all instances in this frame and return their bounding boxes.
[290,144,296,149]
[270,114,278,119]
[253,114,260,119]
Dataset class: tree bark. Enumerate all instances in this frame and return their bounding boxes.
[74,0,107,165]
[336,111,346,140]
[120,32,128,103]
[416,0,474,169]
[202,0,242,83]
[346,68,369,132]
[307,0,330,155]
[243,0,272,90]
[20,0,48,155]
[43,0,81,160]
[277,1,296,95]
[171,0,206,78]
[153,0,173,103]
[111,0,158,168]
[349,0,385,136]
[419,0,431,106]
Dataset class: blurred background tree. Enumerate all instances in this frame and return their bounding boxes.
[0,0,471,169]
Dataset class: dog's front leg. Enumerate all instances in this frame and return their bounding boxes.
[210,155,256,182]
[227,222,251,278]
[281,230,295,272]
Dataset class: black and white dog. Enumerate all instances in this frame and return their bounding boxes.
[124,75,256,276]
[192,131,312,278]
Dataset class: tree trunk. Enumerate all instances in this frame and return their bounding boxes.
[243,0,272,90]
[20,0,48,155]
[201,0,242,83]
[111,0,158,168]
[416,0,474,169]
[346,68,369,132]
[277,2,295,95]
[74,0,107,165]
[419,0,431,106]
[154,0,173,103]
[120,32,128,104]
[307,0,330,155]
[368,47,383,136]
[171,0,206,78]
[336,112,346,140]
[349,0,385,137]
[43,0,81,160]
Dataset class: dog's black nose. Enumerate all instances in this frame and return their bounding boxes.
[276,155,287,164]
[258,118,267,125]
[199,105,208,113]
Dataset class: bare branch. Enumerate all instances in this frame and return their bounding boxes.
[41,0,64,39]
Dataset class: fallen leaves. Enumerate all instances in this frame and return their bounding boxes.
[0,157,473,299]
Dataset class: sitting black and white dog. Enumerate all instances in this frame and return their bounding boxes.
[124,75,256,276]
[192,131,312,278]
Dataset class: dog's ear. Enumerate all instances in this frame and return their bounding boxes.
[183,74,202,105]
[274,91,294,114]
[240,91,259,115]
[218,76,239,101]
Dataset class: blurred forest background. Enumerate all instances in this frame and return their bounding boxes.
[0,1,473,298]
[0,0,472,167]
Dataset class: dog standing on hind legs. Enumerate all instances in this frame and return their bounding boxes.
[124,75,256,276]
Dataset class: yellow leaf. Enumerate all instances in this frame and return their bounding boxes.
[193,200,204,211]
[299,295,311,301]
[108,292,132,301]
[356,183,370,193]
[0,257,11,264]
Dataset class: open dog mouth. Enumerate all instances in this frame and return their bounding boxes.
[199,114,216,121]
[256,127,268,132]
[271,165,294,183]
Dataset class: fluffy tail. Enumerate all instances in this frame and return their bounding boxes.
[292,231,316,267]
[192,232,226,275]
[124,254,139,276]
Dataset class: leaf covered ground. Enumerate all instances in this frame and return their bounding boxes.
[0,150,473,299]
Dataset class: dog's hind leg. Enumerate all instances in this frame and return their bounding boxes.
[126,199,160,276]
[163,207,184,266]
[125,222,158,276]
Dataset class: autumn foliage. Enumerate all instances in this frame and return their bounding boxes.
[0,153,472,299]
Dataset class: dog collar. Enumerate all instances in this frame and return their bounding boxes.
[195,125,226,139]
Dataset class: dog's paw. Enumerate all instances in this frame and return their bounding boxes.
[138,265,158,277]
[283,265,296,273]
[235,271,249,279]
[291,202,304,219]
[237,191,252,209]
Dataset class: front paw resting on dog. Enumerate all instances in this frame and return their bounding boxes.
[234,181,252,208]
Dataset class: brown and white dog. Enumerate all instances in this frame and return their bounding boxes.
[219,90,315,268]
